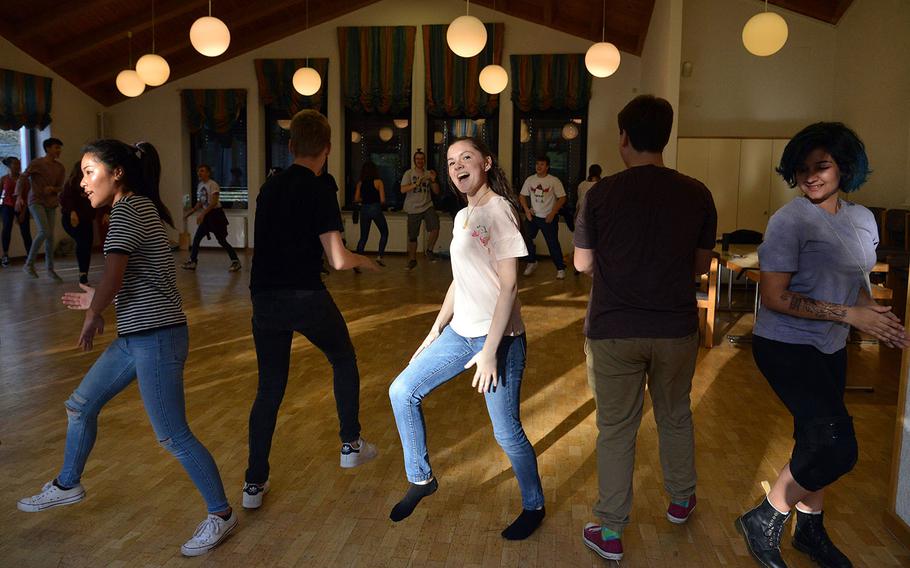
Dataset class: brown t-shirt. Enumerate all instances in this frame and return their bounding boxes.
[574,165,717,339]
[19,156,65,208]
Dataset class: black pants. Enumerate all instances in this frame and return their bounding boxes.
[356,202,388,256]
[1,204,32,255]
[246,288,362,483]
[62,212,94,275]
[752,335,858,492]
[190,214,238,263]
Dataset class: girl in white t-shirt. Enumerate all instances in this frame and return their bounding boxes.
[388,138,545,540]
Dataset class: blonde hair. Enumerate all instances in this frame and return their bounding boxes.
[289,109,331,158]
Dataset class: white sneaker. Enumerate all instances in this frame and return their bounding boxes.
[17,480,86,512]
[523,262,538,276]
[556,269,566,280]
[340,438,378,468]
[242,481,270,509]
[180,512,238,556]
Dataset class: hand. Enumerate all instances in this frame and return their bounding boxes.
[428,170,437,182]
[70,211,79,227]
[78,310,105,351]
[411,326,441,362]
[466,349,498,393]
[15,198,24,213]
[62,284,95,310]
[525,210,533,222]
[845,305,909,348]
[545,213,556,223]
[196,212,205,224]
[358,255,381,272]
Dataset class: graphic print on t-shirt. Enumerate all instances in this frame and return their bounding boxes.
[470,224,490,247]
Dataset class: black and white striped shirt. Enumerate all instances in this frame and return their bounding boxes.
[104,194,186,335]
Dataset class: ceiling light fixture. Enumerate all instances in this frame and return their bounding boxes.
[116,32,146,98]
[447,0,487,58]
[742,0,788,56]
[585,0,621,77]
[190,0,231,57]
[136,0,170,86]
[293,0,322,96]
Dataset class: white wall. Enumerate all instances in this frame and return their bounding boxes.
[0,36,103,259]
[102,0,643,247]
[679,0,910,208]
[640,0,684,168]
[833,0,910,208]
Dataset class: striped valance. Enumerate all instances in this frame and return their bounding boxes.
[0,68,53,130]
[337,26,416,114]
[510,54,592,112]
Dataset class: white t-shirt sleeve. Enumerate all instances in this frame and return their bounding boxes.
[489,199,528,260]
[209,180,220,194]
[552,176,566,198]
[519,177,532,196]
[401,170,412,186]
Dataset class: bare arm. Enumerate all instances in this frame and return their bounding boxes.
[377,180,386,205]
[409,281,455,362]
[89,253,128,314]
[574,247,594,275]
[468,258,520,392]
[760,271,908,347]
[15,175,30,204]
[319,231,377,271]
[354,181,362,204]
[518,194,533,220]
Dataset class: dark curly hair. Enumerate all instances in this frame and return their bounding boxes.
[777,122,871,193]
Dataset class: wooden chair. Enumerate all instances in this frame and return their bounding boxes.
[697,257,720,348]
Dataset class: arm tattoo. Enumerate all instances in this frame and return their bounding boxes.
[781,292,848,321]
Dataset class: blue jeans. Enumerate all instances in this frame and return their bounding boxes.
[525,216,565,269]
[356,203,388,256]
[389,326,544,509]
[58,325,229,513]
[26,203,56,269]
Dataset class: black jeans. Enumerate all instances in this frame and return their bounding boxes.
[62,212,94,275]
[356,203,389,256]
[1,204,32,255]
[752,335,857,491]
[246,288,362,483]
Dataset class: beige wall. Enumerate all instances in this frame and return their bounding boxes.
[640,0,684,168]
[101,0,643,246]
[0,36,103,258]
[679,0,910,208]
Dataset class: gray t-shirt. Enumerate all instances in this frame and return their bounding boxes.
[401,168,434,214]
[754,197,879,354]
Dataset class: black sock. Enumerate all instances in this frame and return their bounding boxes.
[215,509,232,521]
[389,478,438,522]
[53,478,74,491]
[501,507,546,540]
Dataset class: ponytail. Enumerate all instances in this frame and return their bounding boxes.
[81,139,174,227]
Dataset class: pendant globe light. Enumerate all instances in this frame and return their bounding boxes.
[585,0,621,78]
[293,1,322,96]
[116,32,146,98]
[447,0,487,58]
[479,64,508,94]
[136,0,170,87]
[742,0,788,56]
[190,0,231,57]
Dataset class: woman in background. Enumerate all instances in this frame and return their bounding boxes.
[354,161,389,268]
[60,161,95,284]
[0,156,32,266]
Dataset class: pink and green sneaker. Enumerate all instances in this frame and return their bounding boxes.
[667,494,697,524]
[583,523,623,561]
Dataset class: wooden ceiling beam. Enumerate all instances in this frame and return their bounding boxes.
[19,0,128,41]
[47,0,209,68]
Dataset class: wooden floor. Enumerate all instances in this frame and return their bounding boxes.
[1,250,908,568]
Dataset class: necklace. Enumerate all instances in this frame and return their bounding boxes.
[463,188,491,229]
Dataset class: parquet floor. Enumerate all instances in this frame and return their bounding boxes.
[1,250,908,567]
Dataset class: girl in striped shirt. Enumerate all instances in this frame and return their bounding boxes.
[17,139,238,557]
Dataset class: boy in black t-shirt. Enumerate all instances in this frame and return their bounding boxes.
[244,110,380,510]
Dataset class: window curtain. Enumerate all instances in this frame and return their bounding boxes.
[337,26,416,114]
[509,54,592,113]
[0,68,53,130]
[181,89,246,147]
[254,58,329,117]
[422,23,504,118]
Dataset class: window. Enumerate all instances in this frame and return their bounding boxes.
[512,109,588,214]
[189,108,248,209]
[0,126,47,168]
[344,110,411,210]
[264,105,293,174]
[426,114,499,215]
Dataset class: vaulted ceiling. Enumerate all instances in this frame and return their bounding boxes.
[0,0,853,107]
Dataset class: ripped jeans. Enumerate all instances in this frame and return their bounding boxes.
[58,325,229,513]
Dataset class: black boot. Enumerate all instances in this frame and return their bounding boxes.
[735,497,791,568]
[792,509,852,568]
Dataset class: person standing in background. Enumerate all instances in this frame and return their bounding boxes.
[181,165,241,272]
[401,149,441,270]
[1,156,32,266]
[17,137,65,280]
[60,162,95,284]
[519,155,567,279]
